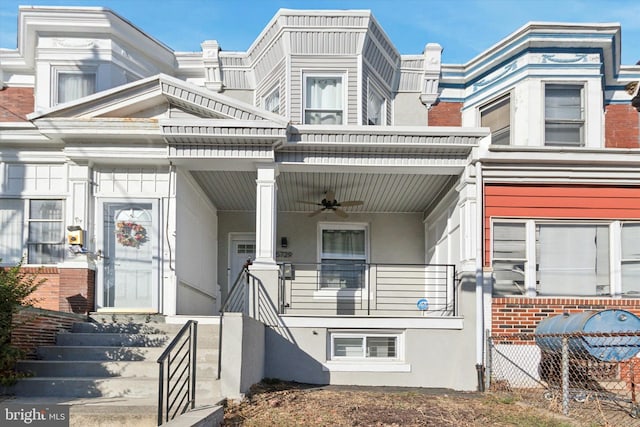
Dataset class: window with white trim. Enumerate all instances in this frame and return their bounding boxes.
[492,220,620,297]
[56,71,96,105]
[480,94,510,145]
[304,74,344,124]
[544,84,584,146]
[319,224,367,289]
[331,332,400,360]
[367,84,386,125]
[263,87,280,114]
[621,223,640,295]
[0,199,65,265]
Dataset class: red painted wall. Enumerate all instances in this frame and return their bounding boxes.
[484,184,640,265]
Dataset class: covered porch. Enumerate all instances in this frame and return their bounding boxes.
[169,124,488,318]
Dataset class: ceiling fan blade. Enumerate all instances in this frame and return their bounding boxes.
[308,208,323,217]
[338,200,363,207]
[334,208,349,218]
[297,200,322,206]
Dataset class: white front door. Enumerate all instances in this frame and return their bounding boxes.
[99,200,158,310]
[229,236,255,291]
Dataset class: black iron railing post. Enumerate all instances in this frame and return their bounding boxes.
[157,320,198,426]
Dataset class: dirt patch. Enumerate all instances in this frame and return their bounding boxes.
[222,380,579,426]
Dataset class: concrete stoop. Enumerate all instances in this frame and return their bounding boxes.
[3,313,223,426]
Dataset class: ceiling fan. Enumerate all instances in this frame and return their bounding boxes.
[298,191,364,218]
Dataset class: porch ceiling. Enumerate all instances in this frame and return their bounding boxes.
[191,170,457,213]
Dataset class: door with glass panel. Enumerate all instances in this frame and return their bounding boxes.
[100,201,157,310]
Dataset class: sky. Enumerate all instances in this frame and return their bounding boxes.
[1,0,639,65]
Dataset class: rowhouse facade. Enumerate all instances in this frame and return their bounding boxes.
[1,6,639,391]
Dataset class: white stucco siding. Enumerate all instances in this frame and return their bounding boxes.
[175,170,219,315]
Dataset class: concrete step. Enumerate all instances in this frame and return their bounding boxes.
[36,346,219,362]
[56,332,170,347]
[17,360,218,378]
[8,377,221,399]
[72,321,220,336]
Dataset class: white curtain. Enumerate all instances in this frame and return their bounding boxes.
[0,199,24,264]
[538,224,608,296]
[306,77,342,110]
[58,73,96,104]
[322,229,365,259]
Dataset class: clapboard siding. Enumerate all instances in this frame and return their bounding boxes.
[289,56,359,125]
[484,184,640,264]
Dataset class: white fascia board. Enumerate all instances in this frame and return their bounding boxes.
[0,150,66,162]
[18,7,174,69]
[292,124,489,138]
[482,146,640,166]
[281,316,464,329]
[159,119,288,130]
[0,123,50,143]
[35,118,160,136]
[452,23,619,83]
[63,146,168,163]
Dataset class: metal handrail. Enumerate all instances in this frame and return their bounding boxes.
[157,320,198,426]
[279,262,458,316]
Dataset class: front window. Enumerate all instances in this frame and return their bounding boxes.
[492,220,613,297]
[621,223,640,296]
[480,94,510,145]
[319,226,366,289]
[545,84,584,146]
[331,333,399,360]
[367,85,385,125]
[57,72,96,105]
[304,75,344,124]
[263,88,280,114]
[0,199,64,265]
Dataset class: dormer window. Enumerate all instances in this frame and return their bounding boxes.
[304,74,344,125]
[55,70,96,105]
[263,87,280,114]
[480,94,511,145]
[367,85,386,125]
[544,84,584,146]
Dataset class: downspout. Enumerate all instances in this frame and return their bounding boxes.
[475,160,485,391]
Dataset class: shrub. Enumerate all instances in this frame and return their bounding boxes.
[0,259,43,385]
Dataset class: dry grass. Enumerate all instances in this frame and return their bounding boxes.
[222,380,579,427]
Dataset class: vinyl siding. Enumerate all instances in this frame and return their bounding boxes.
[484,184,640,264]
[290,56,359,125]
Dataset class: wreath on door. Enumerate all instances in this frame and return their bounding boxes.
[115,221,147,248]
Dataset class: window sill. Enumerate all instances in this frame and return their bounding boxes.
[313,289,363,300]
[323,361,411,372]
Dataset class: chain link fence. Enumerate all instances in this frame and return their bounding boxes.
[489,332,640,426]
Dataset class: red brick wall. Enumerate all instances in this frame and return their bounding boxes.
[605,104,640,148]
[59,268,95,313]
[0,87,34,122]
[11,307,87,359]
[13,267,95,314]
[428,102,462,126]
[492,297,640,338]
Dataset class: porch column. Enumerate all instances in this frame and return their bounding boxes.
[249,164,280,312]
